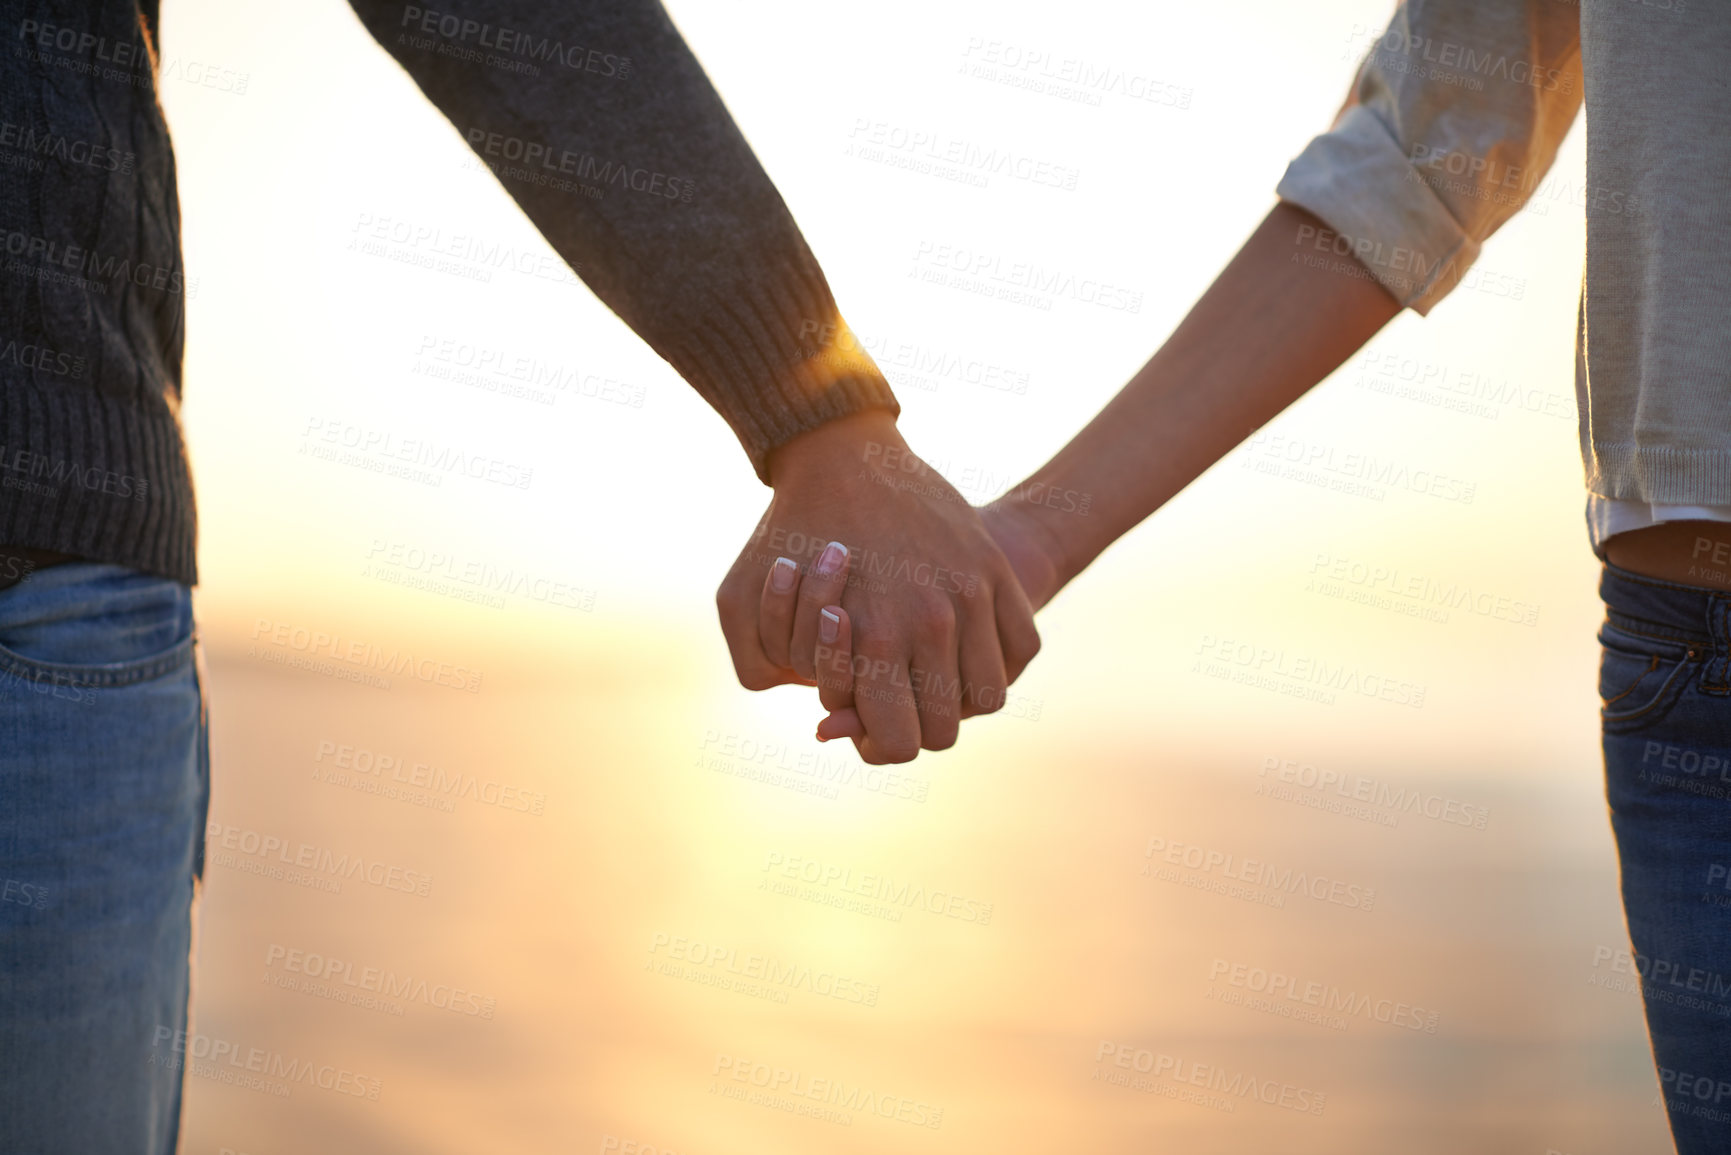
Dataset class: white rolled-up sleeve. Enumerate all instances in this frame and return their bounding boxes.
[1277,0,1583,314]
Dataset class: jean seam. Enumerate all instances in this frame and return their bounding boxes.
[1602,656,1697,725]
[0,635,195,688]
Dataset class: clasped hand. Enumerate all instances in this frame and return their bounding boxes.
[715,411,1046,763]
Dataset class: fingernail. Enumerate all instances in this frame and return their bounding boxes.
[819,607,841,644]
[771,557,798,593]
[816,541,847,577]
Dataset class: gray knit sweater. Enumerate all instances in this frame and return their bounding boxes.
[0,0,898,584]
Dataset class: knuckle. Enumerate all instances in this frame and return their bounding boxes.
[733,654,785,692]
[913,594,956,634]
[880,740,920,764]
[921,727,959,752]
[972,683,1008,714]
[1013,628,1042,666]
[855,636,900,666]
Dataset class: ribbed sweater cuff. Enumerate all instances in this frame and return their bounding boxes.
[0,375,197,585]
[656,256,900,483]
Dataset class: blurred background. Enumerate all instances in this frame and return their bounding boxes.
[159,0,1666,1151]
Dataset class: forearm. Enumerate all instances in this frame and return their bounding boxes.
[346,0,897,478]
[1006,202,1400,589]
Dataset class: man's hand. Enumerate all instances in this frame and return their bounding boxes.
[812,493,1069,745]
[716,410,1040,763]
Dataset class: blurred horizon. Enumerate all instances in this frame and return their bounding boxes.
[157,0,1664,1151]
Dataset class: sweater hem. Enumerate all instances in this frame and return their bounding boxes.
[0,376,197,586]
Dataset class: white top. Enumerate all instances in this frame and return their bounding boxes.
[1588,496,1731,562]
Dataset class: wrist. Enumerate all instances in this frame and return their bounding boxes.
[998,480,1090,587]
[987,487,1079,606]
[765,408,904,491]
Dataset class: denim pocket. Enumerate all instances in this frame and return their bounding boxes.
[1598,621,1699,734]
[0,564,195,696]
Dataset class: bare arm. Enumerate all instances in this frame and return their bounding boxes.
[988,202,1401,608]
[811,203,1396,744]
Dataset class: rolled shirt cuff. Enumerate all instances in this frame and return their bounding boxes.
[1275,104,1480,316]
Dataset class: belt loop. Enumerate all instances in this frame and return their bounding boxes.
[1705,595,1731,693]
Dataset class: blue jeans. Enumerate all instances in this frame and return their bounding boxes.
[1600,560,1731,1153]
[0,564,207,1155]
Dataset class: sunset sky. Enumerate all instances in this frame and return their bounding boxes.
[154,1,1657,1151]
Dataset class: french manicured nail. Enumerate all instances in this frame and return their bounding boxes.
[816,541,847,577]
[819,607,841,644]
[770,557,798,594]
